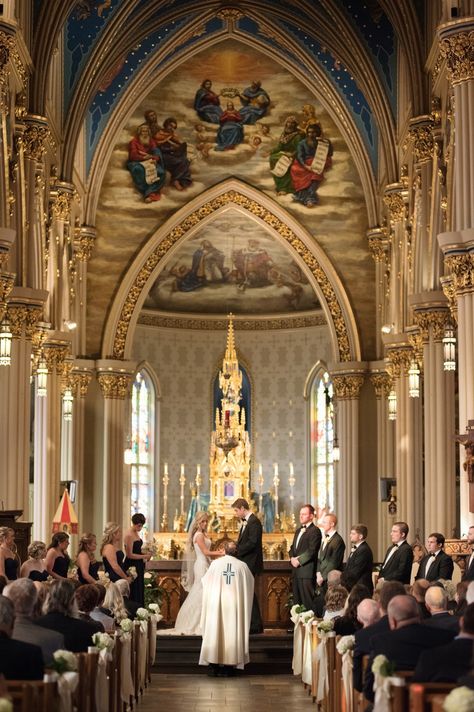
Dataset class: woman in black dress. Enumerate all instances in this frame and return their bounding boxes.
[45,532,71,580]
[0,526,19,582]
[101,522,131,583]
[124,513,151,606]
[20,540,48,582]
[77,533,100,584]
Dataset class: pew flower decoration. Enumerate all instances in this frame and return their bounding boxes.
[92,632,115,652]
[316,619,334,635]
[120,618,134,634]
[290,603,306,624]
[337,635,355,655]
[51,649,78,674]
[300,609,315,626]
[127,566,137,581]
[136,607,150,621]
[443,686,474,712]
[148,603,159,613]
[372,654,395,678]
[0,699,13,712]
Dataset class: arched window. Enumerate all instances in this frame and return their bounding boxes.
[129,369,155,529]
[310,370,335,513]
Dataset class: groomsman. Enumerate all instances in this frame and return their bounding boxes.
[289,504,322,611]
[341,524,374,594]
[462,525,474,581]
[415,533,454,581]
[233,498,264,634]
[378,521,414,585]
[314,513,345,615]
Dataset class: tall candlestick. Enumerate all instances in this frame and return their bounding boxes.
[257,463,264,513]
[180,463,185,476]
[288,463,296,530]
[195,467,202,500]
[273,463,280,532]
[161,472,170,531]
[179,470,186,517]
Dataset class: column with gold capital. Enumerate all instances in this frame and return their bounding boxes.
[331,365,365,541]
[97,360,135,528]
[46,181,76,330]
[69,361,94,529]
[367,228,390,359]
[413,301,456,536]
[73,226,96,354]
[384,183,409,333]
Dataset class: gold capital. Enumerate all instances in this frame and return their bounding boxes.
[43,343,71,375]
[383,185,407,223]
[332,374,364,399]
[386,347,412,378]
[439,28,474,85]
[97,372,132,399]
[50,188,74,221]
[413,309,450,342]
[408,117,435,163]
[370,372,392,399]
[440,275,458,324]
[74,226,96,262]
[367,227,388,263]
[71,372,93,398]
[23,118,52,161]
[445,253,474,294]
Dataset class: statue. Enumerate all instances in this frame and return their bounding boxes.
[456,420,474,512]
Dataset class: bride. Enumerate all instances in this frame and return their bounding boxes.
[159,511,223,635]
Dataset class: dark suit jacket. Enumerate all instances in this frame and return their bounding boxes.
[415,550,454,581]
[462,554,474,581]
[364,623,456,701]
[414,637,474,682]
[341,541,374,593]
[423,611,459,633]
[353,615,390,691]
[13,616,64,666]
[289,522,321,579]
[378,540,413,584]
[0,634,44,680]
[35,612,102,652]
[236,513,263,575]
[317,532,345,582]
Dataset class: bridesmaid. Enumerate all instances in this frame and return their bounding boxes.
[45,532,71,580]
[77,533,100,584]
[0,527,18,582]
[101,523,131,583]
[124,513,151,606]
[20,541,48,581]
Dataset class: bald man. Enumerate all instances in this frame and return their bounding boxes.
[423,586,459,633]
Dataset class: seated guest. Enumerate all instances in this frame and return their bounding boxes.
[323,584,348,621]
[35,579,100,652]
[45,532,71,580]
[32,581,48,618]
[414,602,474,682]
[19,541,48,582]
[423,585,459,632]
[115,579,140,619]
[102,582,128,625]
[412,578,431,619]
[357,598,381,629]
[76,533,100,585]
[354,581,405,692]
[416,533,454,581]
[455,580,470,616]
[340,524,374,594]
[75,584,104,630]
[334,583,371,636]
[0,595,43,680]
[90,584,115,633]
[4,578,64,666]
[364,594,456,701]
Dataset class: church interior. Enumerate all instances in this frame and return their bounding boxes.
[1,0,474,708]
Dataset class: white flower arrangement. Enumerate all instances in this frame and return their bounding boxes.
[144,572,153,581]
[336,635,355,655]
[316,619,334,634]
[127,566,137,581]
[120,618,134,633]
[300,609,315,625]
[67,566,78,579]
[371,654,395,677]
[92,632,115,652]
[52,649,78,674]
[136,607,150,621]
[0,699,13,712]
[290,603,306,618]
[148,603,160,613]
[443,686,474,712]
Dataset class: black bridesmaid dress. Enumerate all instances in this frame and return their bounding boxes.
[4,558,18,581]
[124,540,145,606]
[78,560,100,585]
[29,569,49,582]
[52,554,70,578]
[103,550,126,582]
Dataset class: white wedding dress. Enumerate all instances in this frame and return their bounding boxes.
[158,533,210,636]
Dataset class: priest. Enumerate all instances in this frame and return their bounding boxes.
[199,540,254,675]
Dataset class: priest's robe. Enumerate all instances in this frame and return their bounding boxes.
[199,554,254,669]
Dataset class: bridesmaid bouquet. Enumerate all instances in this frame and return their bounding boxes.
[127,566,138,580]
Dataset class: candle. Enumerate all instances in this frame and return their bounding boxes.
[164,462,168,475]
[180,463,185,476]
[289,462,294,476]
[273,462,279,476]
[197,464,201,476]
[258,463,263,476]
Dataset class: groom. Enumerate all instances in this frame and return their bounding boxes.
[233,498,264,634]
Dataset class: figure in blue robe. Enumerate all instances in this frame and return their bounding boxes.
[238,81,270,125]
[214,102,244,151]
[194,79,222,124]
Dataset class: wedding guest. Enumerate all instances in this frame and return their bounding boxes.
[101,523,131,583]
[314,513,345,616]
[77,533,100,584]
[90,584,115,632]
[32,581,48,618]
[289,504,322,611]
[423,585,459,632]
[115,579,140,619]
[323,584,348,621]
[455,580,470,616]
[20,541,48,582]
[75,584,104,630]
[4,578,64,666]
[0,527,18,582]
[334,583,371,635]
[102,581,128,624]
[341,524,374,594]
[124,513,151,606]
[45,532,71,580]
[0,595,43,680]
[412,578,431,619]
[378,521,414,585]
[462,525,474,581]
[35,579,99,652]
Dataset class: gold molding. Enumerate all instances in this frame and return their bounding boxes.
[71,372,93,398]
[332,373,364,399]
[440,275,458,324]
[23,118,52,161]
[137,311,326,331]
[97,372,132,400]
[439,29,474,85]
[112,190,352,362]
[413,309,450,342]
[408,119,435,163]
[386,347,412,378]
[370,372,392,399]
[0,30,26,87]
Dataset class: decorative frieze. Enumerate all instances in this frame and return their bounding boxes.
[97,372,132,400]
[332,374,364,400]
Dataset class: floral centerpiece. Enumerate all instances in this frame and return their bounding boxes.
[316,619,334,635]
[136,607,150,621]
[443,687,474,712]
[51,649,78,674]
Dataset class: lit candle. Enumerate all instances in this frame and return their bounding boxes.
[258,463,263,476]
[164,462,168,475]
[197,464,201,476]
[289,462,294,476]
[273,462,279,477]
[180,463,185,476]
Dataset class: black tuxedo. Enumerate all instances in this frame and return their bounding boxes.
[0,634,44,680]
[341,540,374,594]
[236,513,264,633]
[289,522,322,610]
[379,540,413,584]
[462,552,474,581]
[353,615,390,691]
[414,637,474,682]
[423,611,459,634]
[415,550,454,581]
[317,532,346,582]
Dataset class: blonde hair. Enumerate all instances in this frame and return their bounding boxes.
[0,527,14,544]
[101,523,120,554]
[28,541,47,560]
[188,511,209,550]
[77,533,97,560]
[104,582,128,622]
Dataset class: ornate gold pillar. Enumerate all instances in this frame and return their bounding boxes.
[69,361,93,531]
[331,366,365,542]
[367,228,390,359]
[413,301,456,537]
[386,343,424,538]
[97,360,135,528]
[73,226,96,355]
[384,183,409,333]
[369,367,396,558]
[46,182,75,330]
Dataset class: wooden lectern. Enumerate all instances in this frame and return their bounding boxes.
[0,510,32,563]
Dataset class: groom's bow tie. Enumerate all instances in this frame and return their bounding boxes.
[300,525,307,530]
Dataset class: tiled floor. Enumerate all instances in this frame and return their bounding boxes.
[140,673,312,711]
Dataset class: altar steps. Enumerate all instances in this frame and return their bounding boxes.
[154,631,293,675]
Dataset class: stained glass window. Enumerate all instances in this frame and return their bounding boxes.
[310,370,335,513]
[130,370,154,528]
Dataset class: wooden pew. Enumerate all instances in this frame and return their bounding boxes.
[409,682,456,712]
[76,650,99,712]
[5,679,60,712]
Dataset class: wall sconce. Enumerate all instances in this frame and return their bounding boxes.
[442,323,456,371]
[332,436,340,463]
[0,318,12,366]
[37,358,48,397]
[408,360,420,398]
[388,390,397,420]
[62,388,73,421]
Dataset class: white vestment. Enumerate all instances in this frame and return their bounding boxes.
[199,555,254,669]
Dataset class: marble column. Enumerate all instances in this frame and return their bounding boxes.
[384,184,409,333]
[97,360,135,529]
[73,226,96,355]
[46,183,75,330]
[331,367,365,542]
[367,228,390,360]
[70,362,93,530]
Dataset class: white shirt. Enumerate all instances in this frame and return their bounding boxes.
[424,550,439,577]
[295,521,313,550]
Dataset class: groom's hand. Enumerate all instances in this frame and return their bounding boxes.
[290,556,300,568]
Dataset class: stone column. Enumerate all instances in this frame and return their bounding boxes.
[70,362,93,531]
[370,368,396,559]
[384,184,409,333]
[331,367,365,542]
[73,226,96,355]
[413,301,456,537]
[386,343,424,538]
[367,228,390,359]
[46,183,75,330]
[97,360,135,528]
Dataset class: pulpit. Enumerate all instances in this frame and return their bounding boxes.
[0,510,32,563]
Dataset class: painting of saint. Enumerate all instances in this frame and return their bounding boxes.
[215,101,244,151]
[290,124,333,207]
[237,81,271,124]
[194,79,222,124]
[153,117,193,190]
[269,116,304,195]
[126,124,165,202]
[232,239,273,291]
[171,239,228,292]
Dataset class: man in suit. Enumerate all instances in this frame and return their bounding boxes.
[423,585,459,633]
[414,602,474,682]
[378,521,414,585]
[289,504,321,611]
[341,523,374,594]
[233,497,264,634]
[462,525,474,581]
[0,594,44,680]
[416,532,454,581]
[314,513,345,616]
